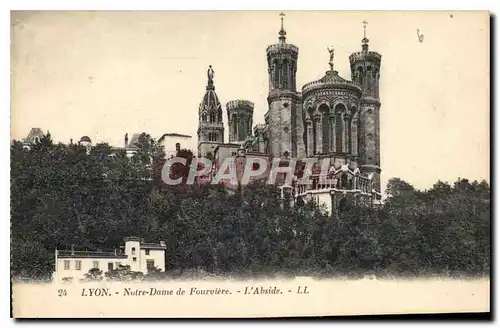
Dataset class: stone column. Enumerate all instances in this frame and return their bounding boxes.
[306,119,313,157]
[351,118,358,156]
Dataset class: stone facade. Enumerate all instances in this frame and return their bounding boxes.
[197,67,224,159]
[197,16,383,211]
[227,100,254,144]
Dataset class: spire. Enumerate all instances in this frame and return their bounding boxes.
[362,20,369,52]
[278,12,286,45]
[207,65,215,90]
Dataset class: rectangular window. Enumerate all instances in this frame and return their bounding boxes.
[76,260,82,270]
[64,260,70,270]
[131,247,136,255]
[108,262,113,271]
[93,261,99,269]
[133,257,137,262]
[145,249,150,255]
[146,260,155,272]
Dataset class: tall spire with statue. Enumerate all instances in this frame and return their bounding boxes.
[207,65,215,89]
[197,65,224,158]
[327,46,335,71]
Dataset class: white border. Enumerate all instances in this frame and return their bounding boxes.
[4,0,497,326]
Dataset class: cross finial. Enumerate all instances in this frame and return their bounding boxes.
[363,20,368,39]
[278,12,287,44]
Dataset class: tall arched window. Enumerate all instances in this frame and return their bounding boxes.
[357,67,364,87]
[202,113,207,121]
[334,104,345,152]
[282,60,289,89]
[318,104,330,154]
[210,112,215,123]
[351,107,358,156]
[346,115,352,153]
[366,66,372,92]
[273,60,279,89]
[232,114,238,139]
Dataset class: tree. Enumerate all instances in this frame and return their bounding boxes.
[81,268,104,282]
[105,265,144,281]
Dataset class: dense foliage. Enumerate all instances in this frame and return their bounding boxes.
[10,135,490,280]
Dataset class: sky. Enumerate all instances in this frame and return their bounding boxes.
[10,11,490,190]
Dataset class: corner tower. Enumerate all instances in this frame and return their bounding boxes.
[265,13,304,158]
[227,100,254,143]
[349,21,382,194]
[197,65,224,158]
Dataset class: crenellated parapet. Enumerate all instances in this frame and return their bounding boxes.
[226,100,254,112]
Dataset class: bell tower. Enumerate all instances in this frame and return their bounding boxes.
[265,13,304,158]
[227,100,254,144]
[349,21,382,195]
[197,65,224,158]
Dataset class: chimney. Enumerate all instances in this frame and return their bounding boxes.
[70,138,73,145]
[71,244,75,256]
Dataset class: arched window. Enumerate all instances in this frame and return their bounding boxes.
[318,104,330,154]
[210,112,215,123]
[334,104,345,152]
[233,114,238,139]
[357,67,364,86]
[202,113,207,121]
[282,60,289,89]
[273,60,279,88]
[366,66,372,92]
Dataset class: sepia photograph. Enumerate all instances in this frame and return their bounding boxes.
[10,10,490,318]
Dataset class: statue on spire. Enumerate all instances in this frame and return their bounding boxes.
[327,46,335,71]
[207,65,214,84]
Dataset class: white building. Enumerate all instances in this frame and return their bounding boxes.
[53,237,166,282]
[158,133,194,159]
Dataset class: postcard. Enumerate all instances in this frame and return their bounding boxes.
[11,10,490,318]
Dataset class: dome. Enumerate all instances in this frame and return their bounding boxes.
[80,136,92,143]
[199,89,221,112]
[302,70,362,98]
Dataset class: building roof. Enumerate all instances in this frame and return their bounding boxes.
[140,243,167,250]
[80,136,92,143]
[24,128,44,144]
[159,133,192,139]
[127,133,142,148]
[57,250,127,259]
[200,89,221,113]
[302,70,362,97]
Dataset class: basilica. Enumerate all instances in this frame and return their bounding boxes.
[196,16,383,212]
